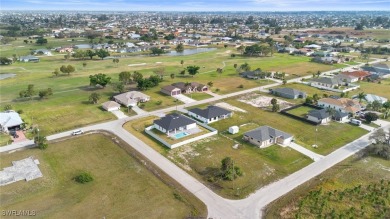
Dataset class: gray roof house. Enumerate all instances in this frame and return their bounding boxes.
[153,113,197,135]
[0,111,24,132]
[310,77,342,89]
[188,106,232,124]
[240,70,262,79]
[270,88,307,99]
[19,55,39,62]
[113,91,150,107]
[333,110,349,122]
[161,85,181,96]
[306,109,331,124]
[243,126,293,148]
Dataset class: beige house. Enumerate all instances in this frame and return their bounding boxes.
[243,126,293,148]
[113,91,150,107]
[317,98,362,114]
[102,101,121,111]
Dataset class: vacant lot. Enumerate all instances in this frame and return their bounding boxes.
[0,133,206,218]
[264,156,390,219]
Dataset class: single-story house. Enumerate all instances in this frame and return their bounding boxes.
[310,77,343,89]
[33,49,52,56]
[304,44,321,50]
[188,105,232,124]
[317,98,362,114]
[364,94,388,104]
[240,70,262,79]
[153,113,197,135]
[243,126,293,148]
[0,111,24,132]
[306,109,331,124]
[334,73,359,83]
[333,110,349,122]
[113,91,150,107]
[339,71,371,81]
[161,85,182,96]
[171,82,208,94]
[270,88,307,99]
[102,101,121,111]
[19,55,39,63]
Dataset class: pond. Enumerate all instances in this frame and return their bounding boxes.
[0,73,16,80]
[167,48,216,56]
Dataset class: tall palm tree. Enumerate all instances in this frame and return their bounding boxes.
[357,92,366,103]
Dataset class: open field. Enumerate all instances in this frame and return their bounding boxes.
[349,78,390,100]
[0,133,12,146]
[185,92,214,100]
[124,115,312,199]
[264,156,390,219]
[0,133,206,218]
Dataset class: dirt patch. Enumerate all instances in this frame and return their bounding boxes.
[215,102,247,113]
[238,93,294,110]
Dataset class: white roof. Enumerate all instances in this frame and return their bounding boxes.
[365,94,388,104]
[0,111,23,128]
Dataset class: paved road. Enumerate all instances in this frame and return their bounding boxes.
[1,59,387,218]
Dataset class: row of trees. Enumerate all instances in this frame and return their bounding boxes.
[72,49,110,60]
[19,84,53,100]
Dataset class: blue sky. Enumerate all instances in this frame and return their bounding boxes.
[2,0,390,11]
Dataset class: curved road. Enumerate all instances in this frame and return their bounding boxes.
[1,58,387,218]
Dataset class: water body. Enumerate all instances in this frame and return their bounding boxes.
[167,48,216,56]
[0,73,16,80]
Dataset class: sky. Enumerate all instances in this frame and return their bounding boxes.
[2,0,390,11]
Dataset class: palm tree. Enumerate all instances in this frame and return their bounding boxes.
[357,92,366,103]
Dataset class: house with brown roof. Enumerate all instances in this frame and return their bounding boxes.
[317,98,362,114]
[161,85,181,96]
[161,82,208,96]
[102,101,121,111]
[339,71,371,81]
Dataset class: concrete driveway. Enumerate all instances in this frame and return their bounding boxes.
[131,105,147,115]
[173,94,196,104]
[110,110,127,119]
[288,142,324,161]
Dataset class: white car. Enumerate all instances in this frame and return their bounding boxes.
[71,130,83,135]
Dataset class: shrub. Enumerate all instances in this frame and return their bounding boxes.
[156,100,162,105]
[238,84,244,88]
[75,172,94,184]
[17,109,24,114]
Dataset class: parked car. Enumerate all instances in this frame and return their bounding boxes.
[71,130,84,135]
[350,119,362,126]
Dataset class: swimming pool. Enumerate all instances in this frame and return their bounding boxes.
[173,132,189,139]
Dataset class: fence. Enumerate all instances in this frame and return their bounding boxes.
[145,117,218,149]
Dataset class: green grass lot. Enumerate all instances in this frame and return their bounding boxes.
[264,156,390,219]
[123,116,312,199]
[184,92,214,101]
[0,37,357,136]
[349,79,390,100]
[0,133,206,218]
[0,133,12,146]
[287,106,316,117]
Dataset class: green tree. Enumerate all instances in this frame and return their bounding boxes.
[89,73,111,88]
[95,49,110,60]
[371,100,382,111]
[38,88,53,99]
[364,112,379,123]
[52,68,60,77]
[19,84,35,99]
[367,128,390,160]
[59,65,75,75]
[175,43,184,52]
[180,60,184,67]
[150,47,164,56]
[113,82,125,93]
[170,73,175,79]
[283,79,287,85]
[113,58,119,65]
[186,65,200,77]
[83,62,87,68]
[357,92,366,103]
[36,37,48,45]
[0,57,12,65]
[86,50,96,59]
[207,81,213,87]
[72,50,87,60]
[239,62,251,72]
[118,71,132,84]
[34,135,48,150]
[74,172,94,183]
[383,101,390,119]
[88,92,101,104]
[220,157,243,181]
[132,71,143,82]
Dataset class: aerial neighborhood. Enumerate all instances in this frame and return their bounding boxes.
[0,9,389,219]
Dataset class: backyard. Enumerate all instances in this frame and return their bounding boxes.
[0,133,206,218]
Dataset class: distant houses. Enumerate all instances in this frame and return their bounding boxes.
[188,105,232,124]
[113,91,150,107]
[19,55,39,63]
[309,77,342,89]
[270,88,306,99]
[161,82,208,96]
[243,126,293,148]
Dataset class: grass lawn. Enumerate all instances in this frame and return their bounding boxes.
[0,133,206,218]
[287,106,315,117]
[124,115,312,199]
[349,79,390,100]
[184,92,213,101]
[0,133,12,146]
[264,156,390,219]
